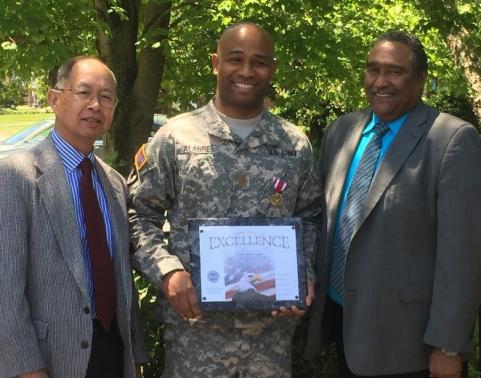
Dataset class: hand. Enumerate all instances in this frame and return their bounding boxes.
[271,279,315,318]
[135,364,142,378]
[429,348,462,378]
[162,270,202,320]
[19,369,49,378]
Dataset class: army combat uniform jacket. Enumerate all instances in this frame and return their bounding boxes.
[128,100,322,328]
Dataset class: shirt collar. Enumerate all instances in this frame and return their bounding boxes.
[363,112,409,136]
[205,99,282,148]
[51,128,95,173]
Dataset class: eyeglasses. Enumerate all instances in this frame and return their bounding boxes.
[54,87,118,109]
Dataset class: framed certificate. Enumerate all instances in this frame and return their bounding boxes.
[188,217,306,311]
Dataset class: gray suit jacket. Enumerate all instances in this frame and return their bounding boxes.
[306,103,481,375]
[0,136,148,377]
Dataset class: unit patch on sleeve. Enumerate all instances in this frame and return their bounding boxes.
[134,144,148,172]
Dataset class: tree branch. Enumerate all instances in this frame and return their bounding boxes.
[141,0,203,38]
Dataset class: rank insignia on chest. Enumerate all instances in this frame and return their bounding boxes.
[270,177,287,208]
[236,175,248,188]
[134,144,148,172]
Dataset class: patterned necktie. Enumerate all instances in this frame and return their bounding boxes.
[329,122,390,299]
[79,158,116,331]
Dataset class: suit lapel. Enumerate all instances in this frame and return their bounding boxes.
[325,111,370,247]
[95,160,132,311]
[34,137,90,300]
[354,104,429,236]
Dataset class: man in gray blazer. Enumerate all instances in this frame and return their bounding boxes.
[306,31,481,377]
[0,57,147,377]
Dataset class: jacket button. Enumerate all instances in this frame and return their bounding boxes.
[81,341,89,349]
[84,306,90,314]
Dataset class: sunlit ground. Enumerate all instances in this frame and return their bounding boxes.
[0,106,53,141]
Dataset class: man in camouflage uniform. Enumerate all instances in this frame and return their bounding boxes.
[128,22,322,377]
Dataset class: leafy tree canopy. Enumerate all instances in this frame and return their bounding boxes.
[0,0,96,82]
[1,0,479,162]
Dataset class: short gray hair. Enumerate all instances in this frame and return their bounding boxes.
[54,56,117,89]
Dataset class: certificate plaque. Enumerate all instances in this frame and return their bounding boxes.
[188,217,306,311]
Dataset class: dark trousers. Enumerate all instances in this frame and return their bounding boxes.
[86,318,124,378]
[325,297,433,378]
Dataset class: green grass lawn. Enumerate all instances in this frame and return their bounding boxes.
[0,112,54,140]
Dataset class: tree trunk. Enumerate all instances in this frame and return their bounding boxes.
[94,0,172,175]
[446,27,481,125]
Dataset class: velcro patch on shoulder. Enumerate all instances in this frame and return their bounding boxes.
[134,144,148,172]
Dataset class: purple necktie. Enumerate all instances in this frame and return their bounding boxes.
[79,158,116,331]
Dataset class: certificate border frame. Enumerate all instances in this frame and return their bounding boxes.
[188,217,306,311]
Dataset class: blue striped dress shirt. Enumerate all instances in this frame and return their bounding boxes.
[51,129,114,314]
[328,112,408,305]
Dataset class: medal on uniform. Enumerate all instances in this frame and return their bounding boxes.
[270,177,287,208]
[270,192,283,207]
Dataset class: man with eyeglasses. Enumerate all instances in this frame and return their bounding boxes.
[0,56,148,378]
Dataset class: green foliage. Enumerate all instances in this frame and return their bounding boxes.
[159,0,478,139]
[135,272,165,377]
[0,0,96,84]
[0,76,24,108]
[2,0,479,129]
[470,319,481,377]
[426,87,479,128]
[0,106,52,116]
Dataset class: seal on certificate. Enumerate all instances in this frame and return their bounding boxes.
[207,271,220,283]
